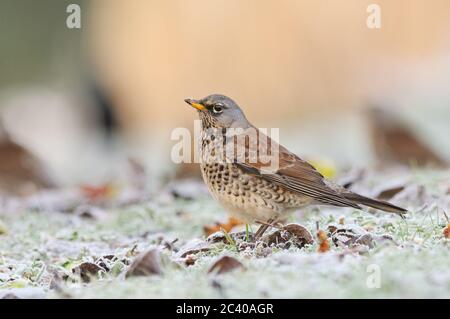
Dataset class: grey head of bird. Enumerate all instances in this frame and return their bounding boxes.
[185,94,250,129]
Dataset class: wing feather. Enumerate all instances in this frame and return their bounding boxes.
[231,128,361,209]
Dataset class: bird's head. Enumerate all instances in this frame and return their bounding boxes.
[185,94,249,129]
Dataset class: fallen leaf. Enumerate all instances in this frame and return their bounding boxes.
[327,224,374,248]
[80,183,116,201]
[444,223,450,239]
[95,254,130,271]
[367,105,447,167]
[177,239,212,258]
[376,185,405,200]
[317,230,330,253]
[184,254,196,266]
[328,224,396,249]
[0,122,55,195]
[208,255,244,275]
[371,178,409,200]
[354,233,374,248]
[126,248,162,277]
[72,262,105,283]
[204,217,244,236]
[266,223,314,248]
[206,231,228,244]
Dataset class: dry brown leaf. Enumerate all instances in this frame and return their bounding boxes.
[266,223,314,248]
[72,262,105,283]
[184,254,197,266]
[80,184,116,201]
[368,106,447,167]
[208,255,244,275]
[376,185,405,200]
[203,217,244,236]
[317,230,330,253]
[0,124,54,195]
[126,248,162,277]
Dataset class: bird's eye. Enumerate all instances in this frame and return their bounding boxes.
[212,103,224,114]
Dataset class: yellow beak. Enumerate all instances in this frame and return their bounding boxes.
[184,98,206,111]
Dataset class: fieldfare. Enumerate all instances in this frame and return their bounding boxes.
[185,94,407,238]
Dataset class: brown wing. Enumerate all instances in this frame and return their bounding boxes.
[230,128,361,209]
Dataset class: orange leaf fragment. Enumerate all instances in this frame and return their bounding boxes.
[444,223,450,239]
[80,184,115,201]
[203,217,244,236]
[317,229,330,253]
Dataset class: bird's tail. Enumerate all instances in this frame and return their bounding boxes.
[342,192,407,216]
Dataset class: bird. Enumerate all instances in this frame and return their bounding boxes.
[184,94,407,238]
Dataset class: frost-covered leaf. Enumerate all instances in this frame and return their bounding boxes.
[265,223,314,248]
[208,255,244,275]
[328,223,374,248]
[126,249,162,277]
[72,262,105,283]
[176,239,212,258]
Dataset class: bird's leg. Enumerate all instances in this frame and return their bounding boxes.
[254,218,276,240]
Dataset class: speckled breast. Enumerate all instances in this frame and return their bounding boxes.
[199,131,309,222]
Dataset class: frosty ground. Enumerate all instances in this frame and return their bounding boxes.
[0,167,448,298]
